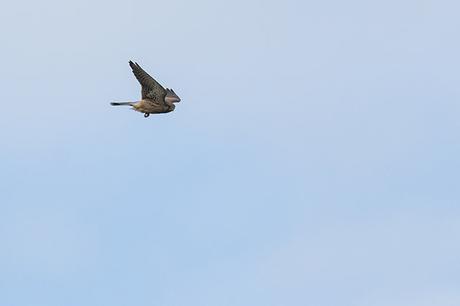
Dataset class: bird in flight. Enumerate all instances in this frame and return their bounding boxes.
[111,61,181,118]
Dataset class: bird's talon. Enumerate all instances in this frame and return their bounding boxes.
[144,113,150,118]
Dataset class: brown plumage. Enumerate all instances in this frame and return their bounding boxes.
[111,61,181,118]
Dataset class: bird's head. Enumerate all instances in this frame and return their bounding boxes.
[165,88,181,103]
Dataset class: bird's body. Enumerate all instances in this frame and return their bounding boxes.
[134,99,175,114]
[111,61,181,118]
[112,99,174,114]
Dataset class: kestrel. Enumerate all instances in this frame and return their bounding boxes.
[111,61,181,118]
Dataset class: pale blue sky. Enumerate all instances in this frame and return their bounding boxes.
[1,0,460,305]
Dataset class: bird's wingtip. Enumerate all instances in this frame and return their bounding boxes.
[129,60,142,68]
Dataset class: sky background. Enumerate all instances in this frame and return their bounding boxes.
[1,0,460,305]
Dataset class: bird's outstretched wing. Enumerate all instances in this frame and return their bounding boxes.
[129,61,166,103]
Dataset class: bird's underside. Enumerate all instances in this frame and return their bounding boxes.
[132,99,174,117]
[111,61,181,118]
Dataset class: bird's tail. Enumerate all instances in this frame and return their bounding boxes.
[110,102,134,106]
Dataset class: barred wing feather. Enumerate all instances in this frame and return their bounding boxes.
[129,61,166,103]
